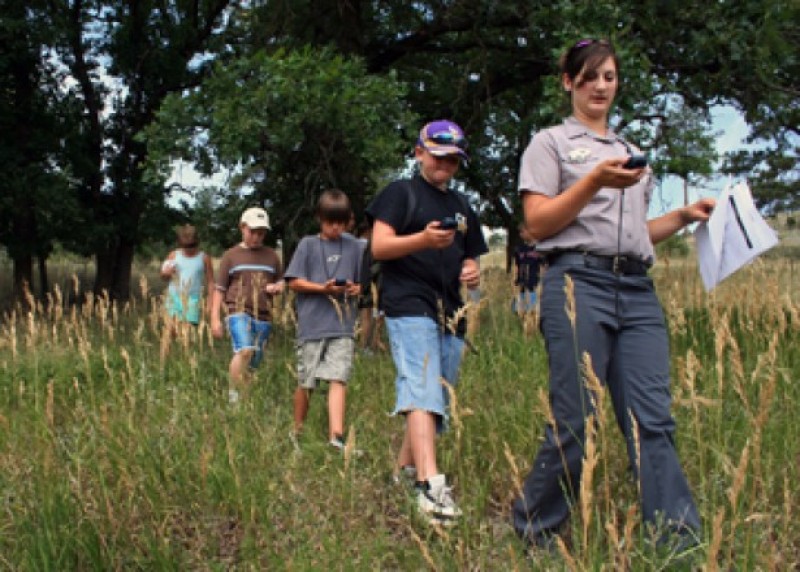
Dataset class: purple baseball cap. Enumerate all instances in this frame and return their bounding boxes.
[417,120,469,160]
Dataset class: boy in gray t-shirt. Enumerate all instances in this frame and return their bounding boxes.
[284,189,364,452]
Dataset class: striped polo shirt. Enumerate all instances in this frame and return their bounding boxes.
[215,243,283,321]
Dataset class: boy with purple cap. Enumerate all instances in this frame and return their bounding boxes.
[366,120,488,525]
[211,207,285,404]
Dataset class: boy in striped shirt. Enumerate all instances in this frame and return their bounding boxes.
[211,207,285,403]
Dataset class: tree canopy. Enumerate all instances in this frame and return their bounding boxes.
[145,46,414,252]
[2,0,797,299]
[0,0,80,297]
[32,0,235,299]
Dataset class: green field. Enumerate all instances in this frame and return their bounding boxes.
[1,253,798,570]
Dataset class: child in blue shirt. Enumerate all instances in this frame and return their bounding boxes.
[284,189,364,451]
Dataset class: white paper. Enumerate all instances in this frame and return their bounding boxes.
[694,181,779,290]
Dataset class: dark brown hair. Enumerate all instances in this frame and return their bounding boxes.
[559,39,620,89]
[316,188,352,224]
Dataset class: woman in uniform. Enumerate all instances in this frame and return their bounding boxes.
[511,38,714,550]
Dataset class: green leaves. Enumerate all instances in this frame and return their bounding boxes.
[145,47,416,246]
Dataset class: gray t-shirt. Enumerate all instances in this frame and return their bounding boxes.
[518,116,655,261]
[285,233,364,341]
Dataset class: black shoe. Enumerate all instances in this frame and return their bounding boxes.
[328,434,363,456]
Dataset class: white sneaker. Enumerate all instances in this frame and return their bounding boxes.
[228,389,240,404]
[289,430,302,452]
[416,474,462,522]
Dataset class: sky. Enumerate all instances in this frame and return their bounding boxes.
[651,104,749,217]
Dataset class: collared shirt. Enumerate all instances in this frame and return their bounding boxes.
[518,116,655,261]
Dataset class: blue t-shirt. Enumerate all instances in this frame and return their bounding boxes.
[285,234,364,342]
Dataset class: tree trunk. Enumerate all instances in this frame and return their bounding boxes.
[93,238,135,302]
[93,244,115,299]
[684,177,689,207]
[37,254,49,298]
[12,255,34,307]
[506,223,517,274]
[112,238,136,302]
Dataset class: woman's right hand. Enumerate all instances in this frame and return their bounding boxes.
[523,157,648,241]
[590,158,646,190]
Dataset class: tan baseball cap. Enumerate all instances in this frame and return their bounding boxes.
[240,207,270,230]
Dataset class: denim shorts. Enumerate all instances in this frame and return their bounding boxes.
[296,337,355,389]
[385,316,464,432]
[226,313,273,369]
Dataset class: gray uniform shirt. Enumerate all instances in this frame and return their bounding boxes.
[518,116,655,261]
[285,233,364,342]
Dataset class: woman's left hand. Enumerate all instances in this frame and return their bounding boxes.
[681,198,716,225]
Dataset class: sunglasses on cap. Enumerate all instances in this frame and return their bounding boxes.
[423,132,468,153]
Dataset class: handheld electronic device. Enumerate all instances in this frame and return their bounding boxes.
[334,278,347,287]
[622,155,648,169]
[439,217,458,230]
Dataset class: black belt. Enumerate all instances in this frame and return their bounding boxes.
[545,251,650,276]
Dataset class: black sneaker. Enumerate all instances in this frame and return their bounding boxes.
[328,434,363,457]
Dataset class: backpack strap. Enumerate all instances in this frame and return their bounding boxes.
[400,178,418,234]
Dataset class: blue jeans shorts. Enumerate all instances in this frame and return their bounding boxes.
[226,313,273,369]
[385,316,464,433]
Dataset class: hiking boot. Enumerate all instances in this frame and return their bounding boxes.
[416,474,462,523]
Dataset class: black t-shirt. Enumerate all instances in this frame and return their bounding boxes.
[366,175,488,330]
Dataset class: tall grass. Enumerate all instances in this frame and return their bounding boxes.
[1,256,798,569]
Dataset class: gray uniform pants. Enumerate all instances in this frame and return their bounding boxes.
[511,262,700,543]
